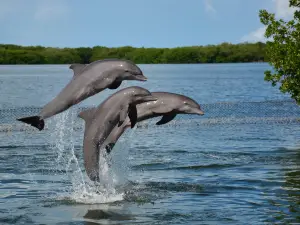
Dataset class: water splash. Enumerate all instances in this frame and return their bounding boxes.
[48,108,126,204]
[67,149,124,204]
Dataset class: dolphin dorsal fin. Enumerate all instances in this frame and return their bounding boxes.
[69,64,86,76]
[78,108,97,122]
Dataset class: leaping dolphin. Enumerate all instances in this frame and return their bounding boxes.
[16,59,148,130]
[102,92,205,153]
[78,86,158,182]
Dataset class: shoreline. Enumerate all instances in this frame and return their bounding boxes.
[0,62,268,66]
[0,42,267,65]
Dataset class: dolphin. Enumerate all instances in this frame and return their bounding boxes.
[16,59,148,131]
[78,86,158,182]
[102,92,205,153]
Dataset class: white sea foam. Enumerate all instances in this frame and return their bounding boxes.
[48,108,130,204]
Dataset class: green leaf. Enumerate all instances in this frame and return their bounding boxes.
[259,0,300,104]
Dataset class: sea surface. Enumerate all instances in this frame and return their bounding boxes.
[0,63,300,225]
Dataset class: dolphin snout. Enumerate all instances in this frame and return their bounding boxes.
[134,74,148,81]
[193,108,205,115]
[141,96,158,102]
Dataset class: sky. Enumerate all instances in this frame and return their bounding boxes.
[0,0,296,48]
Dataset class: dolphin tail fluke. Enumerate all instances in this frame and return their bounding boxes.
[17,116,45,131]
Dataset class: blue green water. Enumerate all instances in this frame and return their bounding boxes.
[1,63,300,224]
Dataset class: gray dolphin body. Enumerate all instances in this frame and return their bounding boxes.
[17,59,147,130]
[103,92,205,153]
[78,86,158,182]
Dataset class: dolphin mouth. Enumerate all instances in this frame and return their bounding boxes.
[140,96,158,102]
[192,108,205,115]
[134,74,148,81]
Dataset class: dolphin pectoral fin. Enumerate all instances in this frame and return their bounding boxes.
[69,64,86,76]
[108,80,122,89]
[17,116,45,131]
[128,105,137,128]
[156,113,177,125]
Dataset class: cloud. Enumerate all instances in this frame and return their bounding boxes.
[273,0,296,19]
[204,0,216,14]
[241,0,296,43]
[241,27,267,43]
[34,0,69,22]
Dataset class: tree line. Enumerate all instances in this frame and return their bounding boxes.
[0,42,266,64]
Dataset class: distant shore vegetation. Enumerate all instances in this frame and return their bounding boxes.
[0,42,266,64]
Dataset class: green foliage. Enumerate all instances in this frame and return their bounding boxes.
[76,47,93,64]
[259,0,300,103]
[0,42,266,65]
